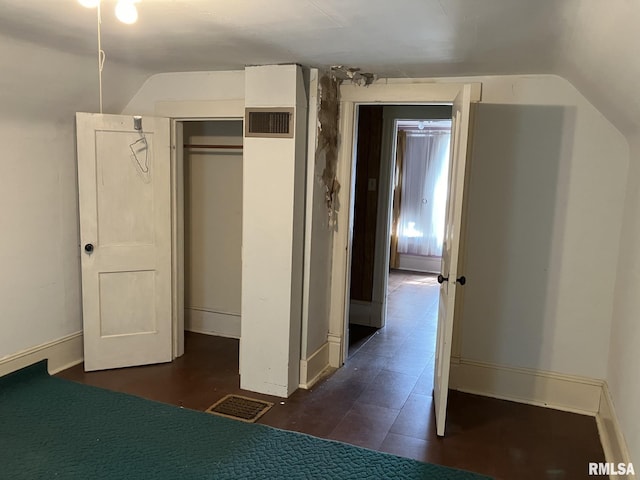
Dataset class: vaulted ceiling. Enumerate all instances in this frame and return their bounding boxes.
[1,0,638,136]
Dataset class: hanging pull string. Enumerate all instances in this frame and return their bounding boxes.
[99,49,106,113]
[97,2,105,114]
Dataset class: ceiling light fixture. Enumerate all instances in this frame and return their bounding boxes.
[78,0,141,25]
[115,0,139,24]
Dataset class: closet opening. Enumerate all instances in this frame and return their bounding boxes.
[180,119,244,360]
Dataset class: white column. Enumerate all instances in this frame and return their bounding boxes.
[240,65,307,397]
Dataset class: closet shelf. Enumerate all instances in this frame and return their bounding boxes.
[183,144,243,150]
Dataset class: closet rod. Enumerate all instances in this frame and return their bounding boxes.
[183,144,243,150]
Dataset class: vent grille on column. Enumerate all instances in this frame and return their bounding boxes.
[245,108,294,138]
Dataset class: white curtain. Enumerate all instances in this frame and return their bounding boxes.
[397,131,451,257]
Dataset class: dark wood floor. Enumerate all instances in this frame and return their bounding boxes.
[58,271,604,479]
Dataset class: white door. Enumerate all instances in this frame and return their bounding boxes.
[433,85,472,436]
[76,113,172,371]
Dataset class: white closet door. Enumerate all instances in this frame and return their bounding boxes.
[76,112,172,371]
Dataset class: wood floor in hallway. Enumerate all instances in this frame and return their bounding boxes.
[58,271,604,479]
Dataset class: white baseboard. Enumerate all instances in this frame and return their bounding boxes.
[349,300,383,327]
[596,382,636,479]
[185,307,240,339]
[299,342,331,389]
[397,254,441,274]
[328,333,342,368]
[0,332,83,377]
[449,357,603,415]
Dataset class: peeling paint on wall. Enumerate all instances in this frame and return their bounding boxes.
[317,73,340,228]
[330,65,375,87]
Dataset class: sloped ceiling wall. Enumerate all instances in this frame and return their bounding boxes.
[0,0,637,135]
[555,1,640,137]
[0,34,153,122]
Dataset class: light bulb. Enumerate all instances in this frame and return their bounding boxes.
[78,0,100,7]
[115,0,138,24]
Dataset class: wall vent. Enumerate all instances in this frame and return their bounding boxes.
[245,108,294,138]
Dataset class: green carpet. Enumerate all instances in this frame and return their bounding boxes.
[0,361,492,479]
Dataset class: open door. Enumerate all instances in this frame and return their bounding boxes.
[433,85,472,436]
[76,113,172,371]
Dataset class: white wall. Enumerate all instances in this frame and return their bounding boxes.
[122,71,245,115]
[608,134,640,467]
[461,75,628,380]
[303,215,332,356]
[0,117,81,358]
[0,33,150,362]
[301,72,334,359]
[183,121,243,338]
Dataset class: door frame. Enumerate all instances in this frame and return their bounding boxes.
[158,100,245,359]
[328,81,481,367]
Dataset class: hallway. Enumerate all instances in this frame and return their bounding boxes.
[58,271,604,479]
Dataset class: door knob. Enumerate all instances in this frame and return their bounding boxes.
[456,276,466,286]
[437,274,448,284]
[84,243,94,253]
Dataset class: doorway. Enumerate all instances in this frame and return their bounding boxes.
[331,82,475,436]
[347,105,452,358]
[179,119,243,358]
